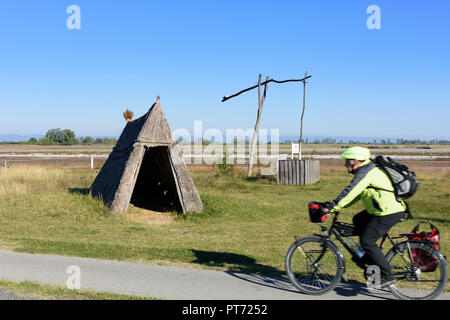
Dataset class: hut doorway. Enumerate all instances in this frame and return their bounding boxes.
[130,146,182,212]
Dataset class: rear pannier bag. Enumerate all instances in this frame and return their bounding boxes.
[406,222,442,272]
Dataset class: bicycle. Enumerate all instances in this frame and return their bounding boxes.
[285,202,448,300]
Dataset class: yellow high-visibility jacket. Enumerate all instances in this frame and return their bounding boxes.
[330,159,406,216]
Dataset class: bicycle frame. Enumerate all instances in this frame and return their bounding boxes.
[313,212,362,262]
[311,212,411,271]
[312,212,431,276]
[288,208,448,299]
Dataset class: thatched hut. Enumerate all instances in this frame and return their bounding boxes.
[90,97,203,214]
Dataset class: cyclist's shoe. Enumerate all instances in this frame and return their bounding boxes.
[379,274,397,288]
[351,256,367,270]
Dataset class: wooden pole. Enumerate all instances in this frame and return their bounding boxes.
[299,71,308,160]
[247,74,269,177]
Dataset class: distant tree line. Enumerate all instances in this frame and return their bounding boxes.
[176,136,450,146]
[8,128,118,145]
[3,131,448,146]
[282,138,450,146]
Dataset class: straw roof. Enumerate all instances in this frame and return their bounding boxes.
[90,97,203,214]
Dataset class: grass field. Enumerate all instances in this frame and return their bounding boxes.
[0,162,448,288]
[0,279,155,300]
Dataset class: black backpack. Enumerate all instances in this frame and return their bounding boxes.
[370,156,419,219]
[371,156,419,200]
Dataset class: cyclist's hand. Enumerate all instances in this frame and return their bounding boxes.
[322,202,334,214]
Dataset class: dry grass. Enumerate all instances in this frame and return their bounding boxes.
[127,207,175,225]
[0,167,65,196]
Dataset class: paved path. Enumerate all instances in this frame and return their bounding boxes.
[0,250,448,300]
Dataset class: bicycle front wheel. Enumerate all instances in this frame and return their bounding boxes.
[386,241,448,300]
[285,236,344,295]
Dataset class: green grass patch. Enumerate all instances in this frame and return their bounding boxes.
[0,165,448,288]
[0,279,156,300]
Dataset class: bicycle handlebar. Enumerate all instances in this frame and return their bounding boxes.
[318,201,338,215]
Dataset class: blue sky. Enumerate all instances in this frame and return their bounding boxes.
[0,0,449,140]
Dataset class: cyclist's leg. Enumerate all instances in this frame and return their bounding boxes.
[352,210,374,266]
[352,210,371,236]
[359,211,405,276]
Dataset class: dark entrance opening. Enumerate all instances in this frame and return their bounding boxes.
[130,146,182,212]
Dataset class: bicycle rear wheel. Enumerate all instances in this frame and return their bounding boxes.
[285,236,344,295]
[386,241,448,300]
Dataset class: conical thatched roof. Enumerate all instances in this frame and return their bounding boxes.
[90,97,203,214]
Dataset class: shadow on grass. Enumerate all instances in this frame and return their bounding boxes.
[244,176,277,183]
[68,188,90,195]
[413,217,450,224]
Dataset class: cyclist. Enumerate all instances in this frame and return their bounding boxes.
[323,146,407,287]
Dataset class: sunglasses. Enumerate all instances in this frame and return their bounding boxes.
[344,159,355,167]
